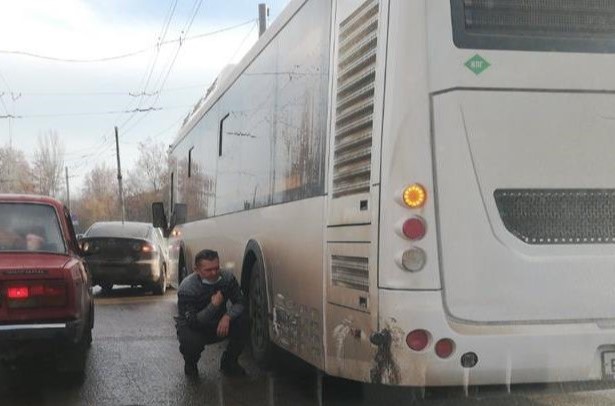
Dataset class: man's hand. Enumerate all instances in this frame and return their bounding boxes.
[211,291,224,307]
[217,314,231,338]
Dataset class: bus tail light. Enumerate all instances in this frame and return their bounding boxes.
[402,217,426,240]
[435,338,455,359]
[406,329,430,352]
[402,248,427,272]
[403,184,427,209]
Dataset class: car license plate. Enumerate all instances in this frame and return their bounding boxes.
[602,351,615,379]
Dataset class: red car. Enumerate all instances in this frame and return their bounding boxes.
[0,195,94,376]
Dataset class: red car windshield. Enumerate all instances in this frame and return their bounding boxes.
[0,203,66,254]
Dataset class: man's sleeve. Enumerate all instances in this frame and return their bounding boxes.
[177,292,201,329]
[226,276,246,320]
[196,302,220,324]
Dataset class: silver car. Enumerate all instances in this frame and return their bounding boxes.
[81,222,168,295]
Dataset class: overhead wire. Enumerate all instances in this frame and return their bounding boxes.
[129,18,258,147]
[18,83,208,97]
[52,12,249,165]
[126,0,180,122]
[0,19,256,64]
[73,0,183,168]
[119,0,207,140]
[2,104,191,119]
[6,8,255,170]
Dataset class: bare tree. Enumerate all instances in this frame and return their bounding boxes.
[0,146,34,193]
[72,163,118,231]
[32,130,65,197]
[128,138,168,194]
[125,139,170,222]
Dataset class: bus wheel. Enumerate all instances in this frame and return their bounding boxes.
[249,259,273,368]
[178,251,188,284]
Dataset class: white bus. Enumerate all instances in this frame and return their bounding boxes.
[153,0,615,386]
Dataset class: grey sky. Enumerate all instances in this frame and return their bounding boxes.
[0,0,291,193]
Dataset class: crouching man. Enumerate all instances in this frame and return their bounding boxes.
[176,249,248,377]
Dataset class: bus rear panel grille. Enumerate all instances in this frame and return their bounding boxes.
[495,189,615,244]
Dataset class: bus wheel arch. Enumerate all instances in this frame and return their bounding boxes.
[241,240,274,368]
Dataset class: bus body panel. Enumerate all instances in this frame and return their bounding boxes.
[322,0,388,381]
[434,90,615,323]
[177,196,327,368]
[380,290,615,386]
[426,1,615,94]
[169,0,334,370]
[378,0,441,291]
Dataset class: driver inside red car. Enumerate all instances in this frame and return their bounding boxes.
[25,227,46,251]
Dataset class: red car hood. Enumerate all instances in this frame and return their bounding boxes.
[0,253,70,272]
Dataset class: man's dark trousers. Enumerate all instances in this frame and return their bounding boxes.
[177,313,248,364]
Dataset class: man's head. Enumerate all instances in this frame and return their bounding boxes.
[26,226,45,251]
[194,249,220,283]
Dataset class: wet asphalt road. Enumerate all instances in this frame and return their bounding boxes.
[3,287,615,405]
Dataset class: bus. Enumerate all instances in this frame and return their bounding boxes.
[153,0,615,386]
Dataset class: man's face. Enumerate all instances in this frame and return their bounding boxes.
[195,258,220,283]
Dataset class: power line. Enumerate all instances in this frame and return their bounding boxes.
[76,0,184,175]
[17,84,207,97]
[0,19,256,64]
[127,0,180,127]
[113,0,199,141]
[119,0,207,140]
[0,104,191,119]
[128,19,258,146]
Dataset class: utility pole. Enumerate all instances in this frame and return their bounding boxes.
[258,3,268,37]
[114,126,126,224]
[65,166,70,212]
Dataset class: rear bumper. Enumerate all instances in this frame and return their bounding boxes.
[0,320,84,360]
[90,259,161,286]
[379,290,615,387]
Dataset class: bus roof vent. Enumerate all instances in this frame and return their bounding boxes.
[332,0,379,198]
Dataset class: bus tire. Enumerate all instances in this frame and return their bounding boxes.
[249,259,273,368]
[178,249,188,285]
[153,263,167,295]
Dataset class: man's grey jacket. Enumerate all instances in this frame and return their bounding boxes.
[176,271,245,331]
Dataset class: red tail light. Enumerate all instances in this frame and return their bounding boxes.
[141,243,156,253]
[8,286,29,299]
[435,338,455,359]
[406,329,431,352]
[132,242,156,253]
[6,282,67,308]
[402,217,427,240]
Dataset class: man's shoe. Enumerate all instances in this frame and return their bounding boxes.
[220,352,246,376]
[184,361,199,377]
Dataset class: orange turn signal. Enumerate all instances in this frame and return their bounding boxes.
[403,184,427,208]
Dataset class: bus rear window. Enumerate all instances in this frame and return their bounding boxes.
[451,0,615,53]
